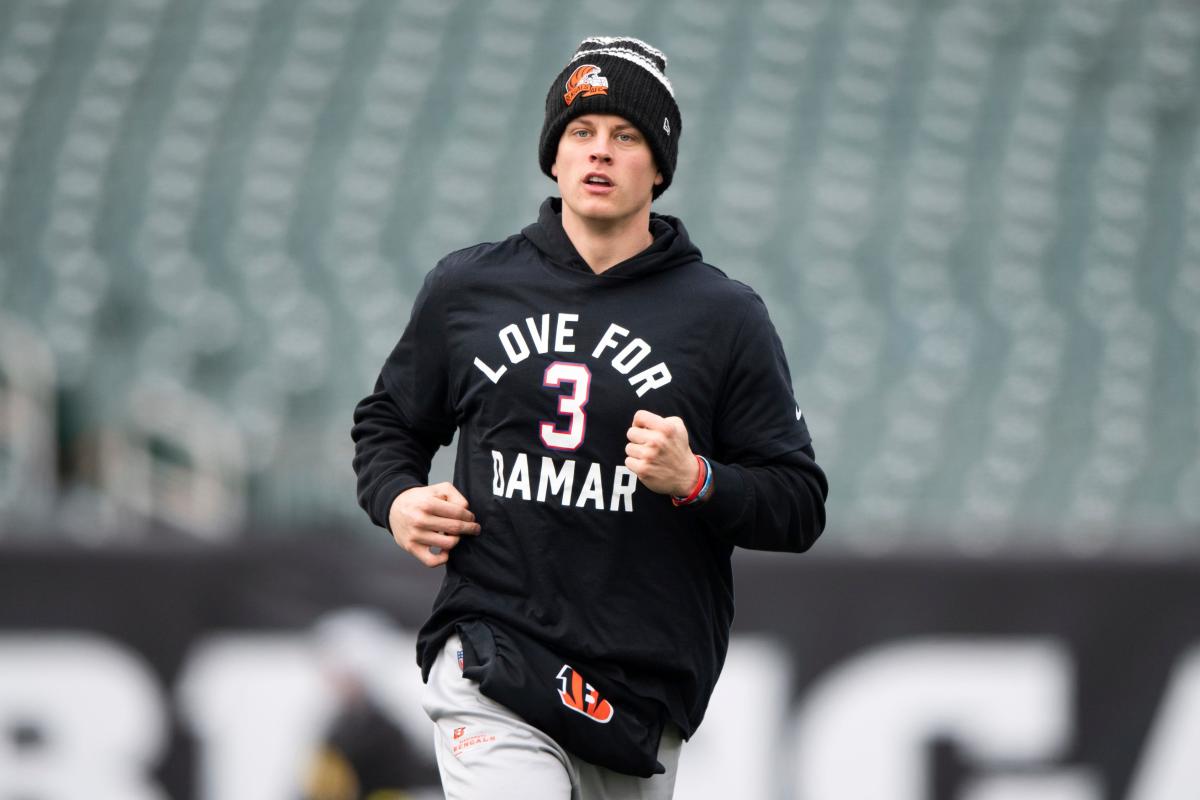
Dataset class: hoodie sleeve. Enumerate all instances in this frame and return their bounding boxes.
[351,267,457,532]
[693,292,828,552]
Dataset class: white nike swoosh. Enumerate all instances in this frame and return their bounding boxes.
[795,407,803,421]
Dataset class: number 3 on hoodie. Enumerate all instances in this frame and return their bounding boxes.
[540,361,591,451]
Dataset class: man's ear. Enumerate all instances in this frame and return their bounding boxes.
[654,171,663,186]
[551,162,558,178]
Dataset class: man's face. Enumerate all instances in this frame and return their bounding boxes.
[551,114,663,225]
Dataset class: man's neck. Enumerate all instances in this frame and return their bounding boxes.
[560,205,655,274]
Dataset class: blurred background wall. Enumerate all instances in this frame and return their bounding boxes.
[1,0,1198,797]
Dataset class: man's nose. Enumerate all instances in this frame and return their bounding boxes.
[589,146,612,164]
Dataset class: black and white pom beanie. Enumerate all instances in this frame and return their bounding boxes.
[539,36,681,199]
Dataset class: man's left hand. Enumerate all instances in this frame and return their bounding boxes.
[625,410,700,497]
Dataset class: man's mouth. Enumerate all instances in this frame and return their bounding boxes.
[584,173,613,186]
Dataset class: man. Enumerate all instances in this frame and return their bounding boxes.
[352,36,827,800]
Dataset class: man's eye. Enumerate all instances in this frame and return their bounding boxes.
[572,129,590,137]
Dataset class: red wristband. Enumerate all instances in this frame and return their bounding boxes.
[671,454,707,507]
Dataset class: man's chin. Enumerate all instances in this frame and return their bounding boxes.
[565,195,650,225]
[565,198,618,221]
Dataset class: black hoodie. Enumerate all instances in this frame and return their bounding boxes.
[352,197,827,741]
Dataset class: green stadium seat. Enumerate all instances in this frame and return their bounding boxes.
[1,0,1197,545]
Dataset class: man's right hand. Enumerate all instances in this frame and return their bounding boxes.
[387,482,481,567]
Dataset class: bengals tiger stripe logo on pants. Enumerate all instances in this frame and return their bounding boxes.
[556,664,614,723]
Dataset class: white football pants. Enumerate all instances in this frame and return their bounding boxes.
[422,634,682,800]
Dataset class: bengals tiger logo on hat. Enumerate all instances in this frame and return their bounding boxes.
[563,64,609,106]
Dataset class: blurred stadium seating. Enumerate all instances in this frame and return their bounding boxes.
[1,0,1198,549]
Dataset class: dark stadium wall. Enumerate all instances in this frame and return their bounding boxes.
[1,540,1198,799]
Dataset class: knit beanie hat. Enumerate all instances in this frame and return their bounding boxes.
[539,36,681,199]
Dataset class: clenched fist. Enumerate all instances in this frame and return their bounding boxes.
[624,409,701,497]
[388,481,481,568]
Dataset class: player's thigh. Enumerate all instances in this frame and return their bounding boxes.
[423,634,577,800]
[571,724,682,800]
